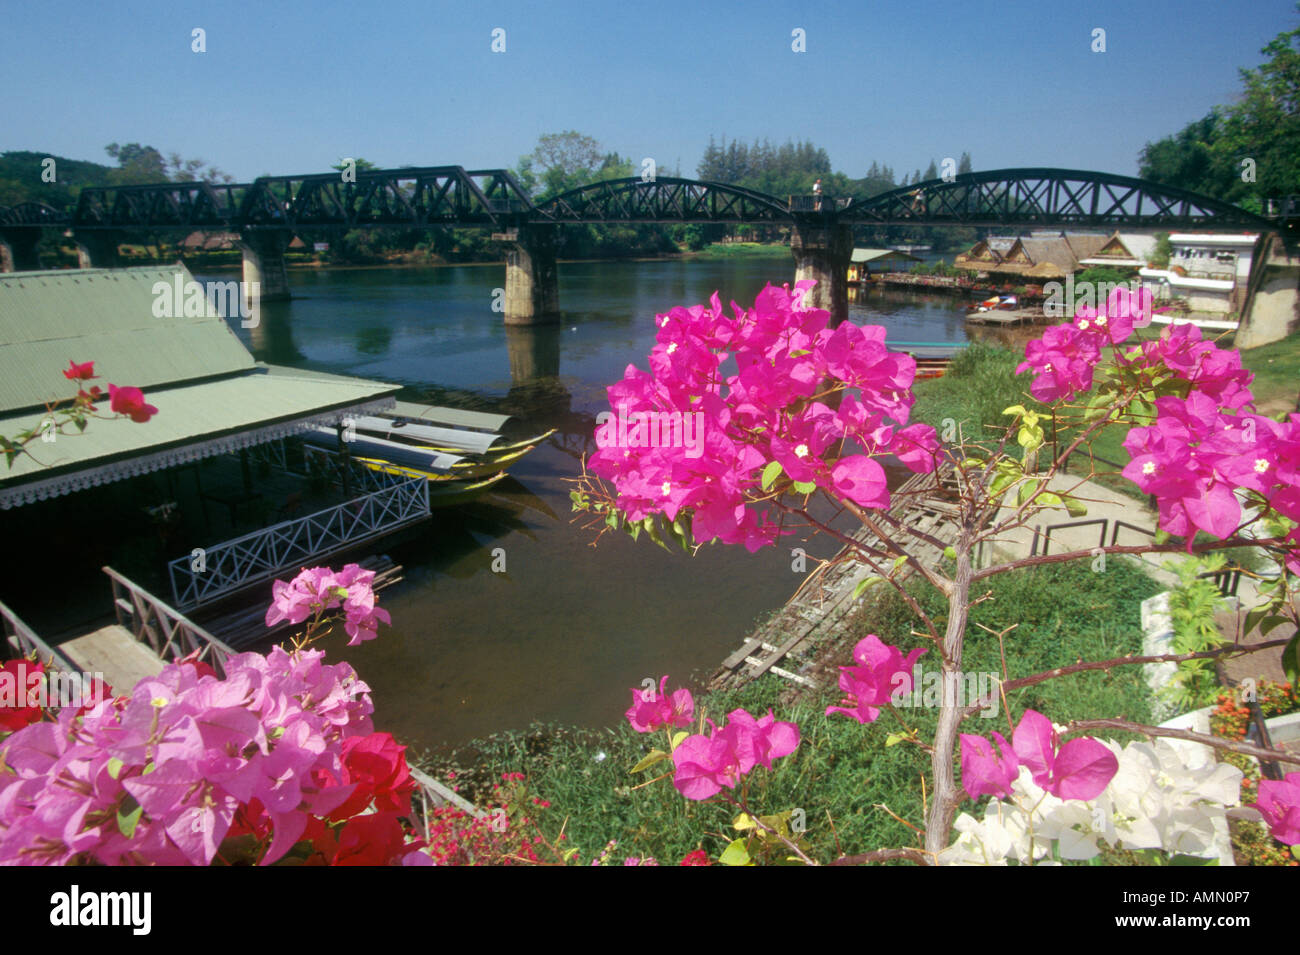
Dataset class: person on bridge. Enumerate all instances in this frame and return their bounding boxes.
[813,178,823,211]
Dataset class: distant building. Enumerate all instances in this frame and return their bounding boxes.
[847,248,921,282]
[1138,233,1260,314]
[1077,232,1158,270]
[952,231,1108,279]
[179,231,241,252]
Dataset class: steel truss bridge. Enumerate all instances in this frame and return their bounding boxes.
[0,166,1285,234]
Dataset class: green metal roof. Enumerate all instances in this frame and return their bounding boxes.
[0,364,398,507]
[0,265,255,414]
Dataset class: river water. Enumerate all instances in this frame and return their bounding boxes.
[208,256,979,752]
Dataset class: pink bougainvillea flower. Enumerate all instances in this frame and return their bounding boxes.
[669,708,798,801]
[1011,709,1117,801]
[825,635,925,724]
[959,731,1018,800]
[107,384,158,423]
[1250,772,1300,846]
[830,454,890,508]
[62,360,95,381]
[625,676,694,733]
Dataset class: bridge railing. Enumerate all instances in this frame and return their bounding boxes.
[0,599,80,671]
[166,474,430,611]
[104,567,236,678]
[788,195,852,213]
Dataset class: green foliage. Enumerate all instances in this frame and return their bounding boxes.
[1151,232,1173,269]
[1160,555,1230,712]
[911,343,1036,448]
[1075,266,1133,289]
[1139,9,1300,203]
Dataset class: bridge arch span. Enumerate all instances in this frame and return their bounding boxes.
[839,167,1272,231]
[532,176,793,224]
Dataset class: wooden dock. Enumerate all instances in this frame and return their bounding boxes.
[2,567,236,697]
[709,467,962,692]
[59,624,164,690]
[966,307,1039,326]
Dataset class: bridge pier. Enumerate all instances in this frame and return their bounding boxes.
[495,226,559,325]
[74,232,120,269]
[791,223,854,326]
[238,230,293,302]
[0,231,41,272]
[1236,233,1300,348]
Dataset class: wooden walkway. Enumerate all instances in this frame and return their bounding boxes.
[59,624,164,690]
[709,466,962,692]
[2,567,236,696]
[966,308,1038,326]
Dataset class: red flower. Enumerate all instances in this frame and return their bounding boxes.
[332,812,411,866]
[0,660,46,731]
[107,384,158,423]
[328,732,414,820]
[679,849,711,866]
[62,360,95,381]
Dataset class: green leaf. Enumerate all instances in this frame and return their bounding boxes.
[1259,615,1290,638]
[1154,529,1171,545]
[733,813,756,831]
[1168,854,1219,866]
[943,546,957,561]
[761,460,783,491]
[1283,632,1300,688]
[890,555,908,575]
[1017,480,1040,505]
[1061,494,1088,518]
[117,803,143,839]
[718,838,752,866]
[852,577,883,599]
[791,480,817,495]
[1017,421,1044,454]
[670,730,690,750]
[106,757,124,780]
[1002,404,1027,418]
[645,516,669,552]
[629,749,669,774]
[885,731,911,747]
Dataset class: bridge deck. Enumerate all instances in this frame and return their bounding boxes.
[59,624,164,691]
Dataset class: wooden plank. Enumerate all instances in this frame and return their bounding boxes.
[60,624,164,691]
[721,638,763,671]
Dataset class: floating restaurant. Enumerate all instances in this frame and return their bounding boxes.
[0,264,545,684]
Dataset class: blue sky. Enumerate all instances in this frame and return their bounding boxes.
[2,0,1296,183]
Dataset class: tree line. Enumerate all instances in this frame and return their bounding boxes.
[1139,7,1300,210]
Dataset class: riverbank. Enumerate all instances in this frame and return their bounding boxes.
[429,556,1158,864]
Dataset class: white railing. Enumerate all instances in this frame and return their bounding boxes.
[105,567,237,678]
[167,475,430,611]
[0,599,80,671]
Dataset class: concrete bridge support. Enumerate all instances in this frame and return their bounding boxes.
[1236,233,1300,349]
[0,231,41,272]
[791,223,854,326]
[238,230,293,302]
[495,226,559,325]
[74,232,120,269]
